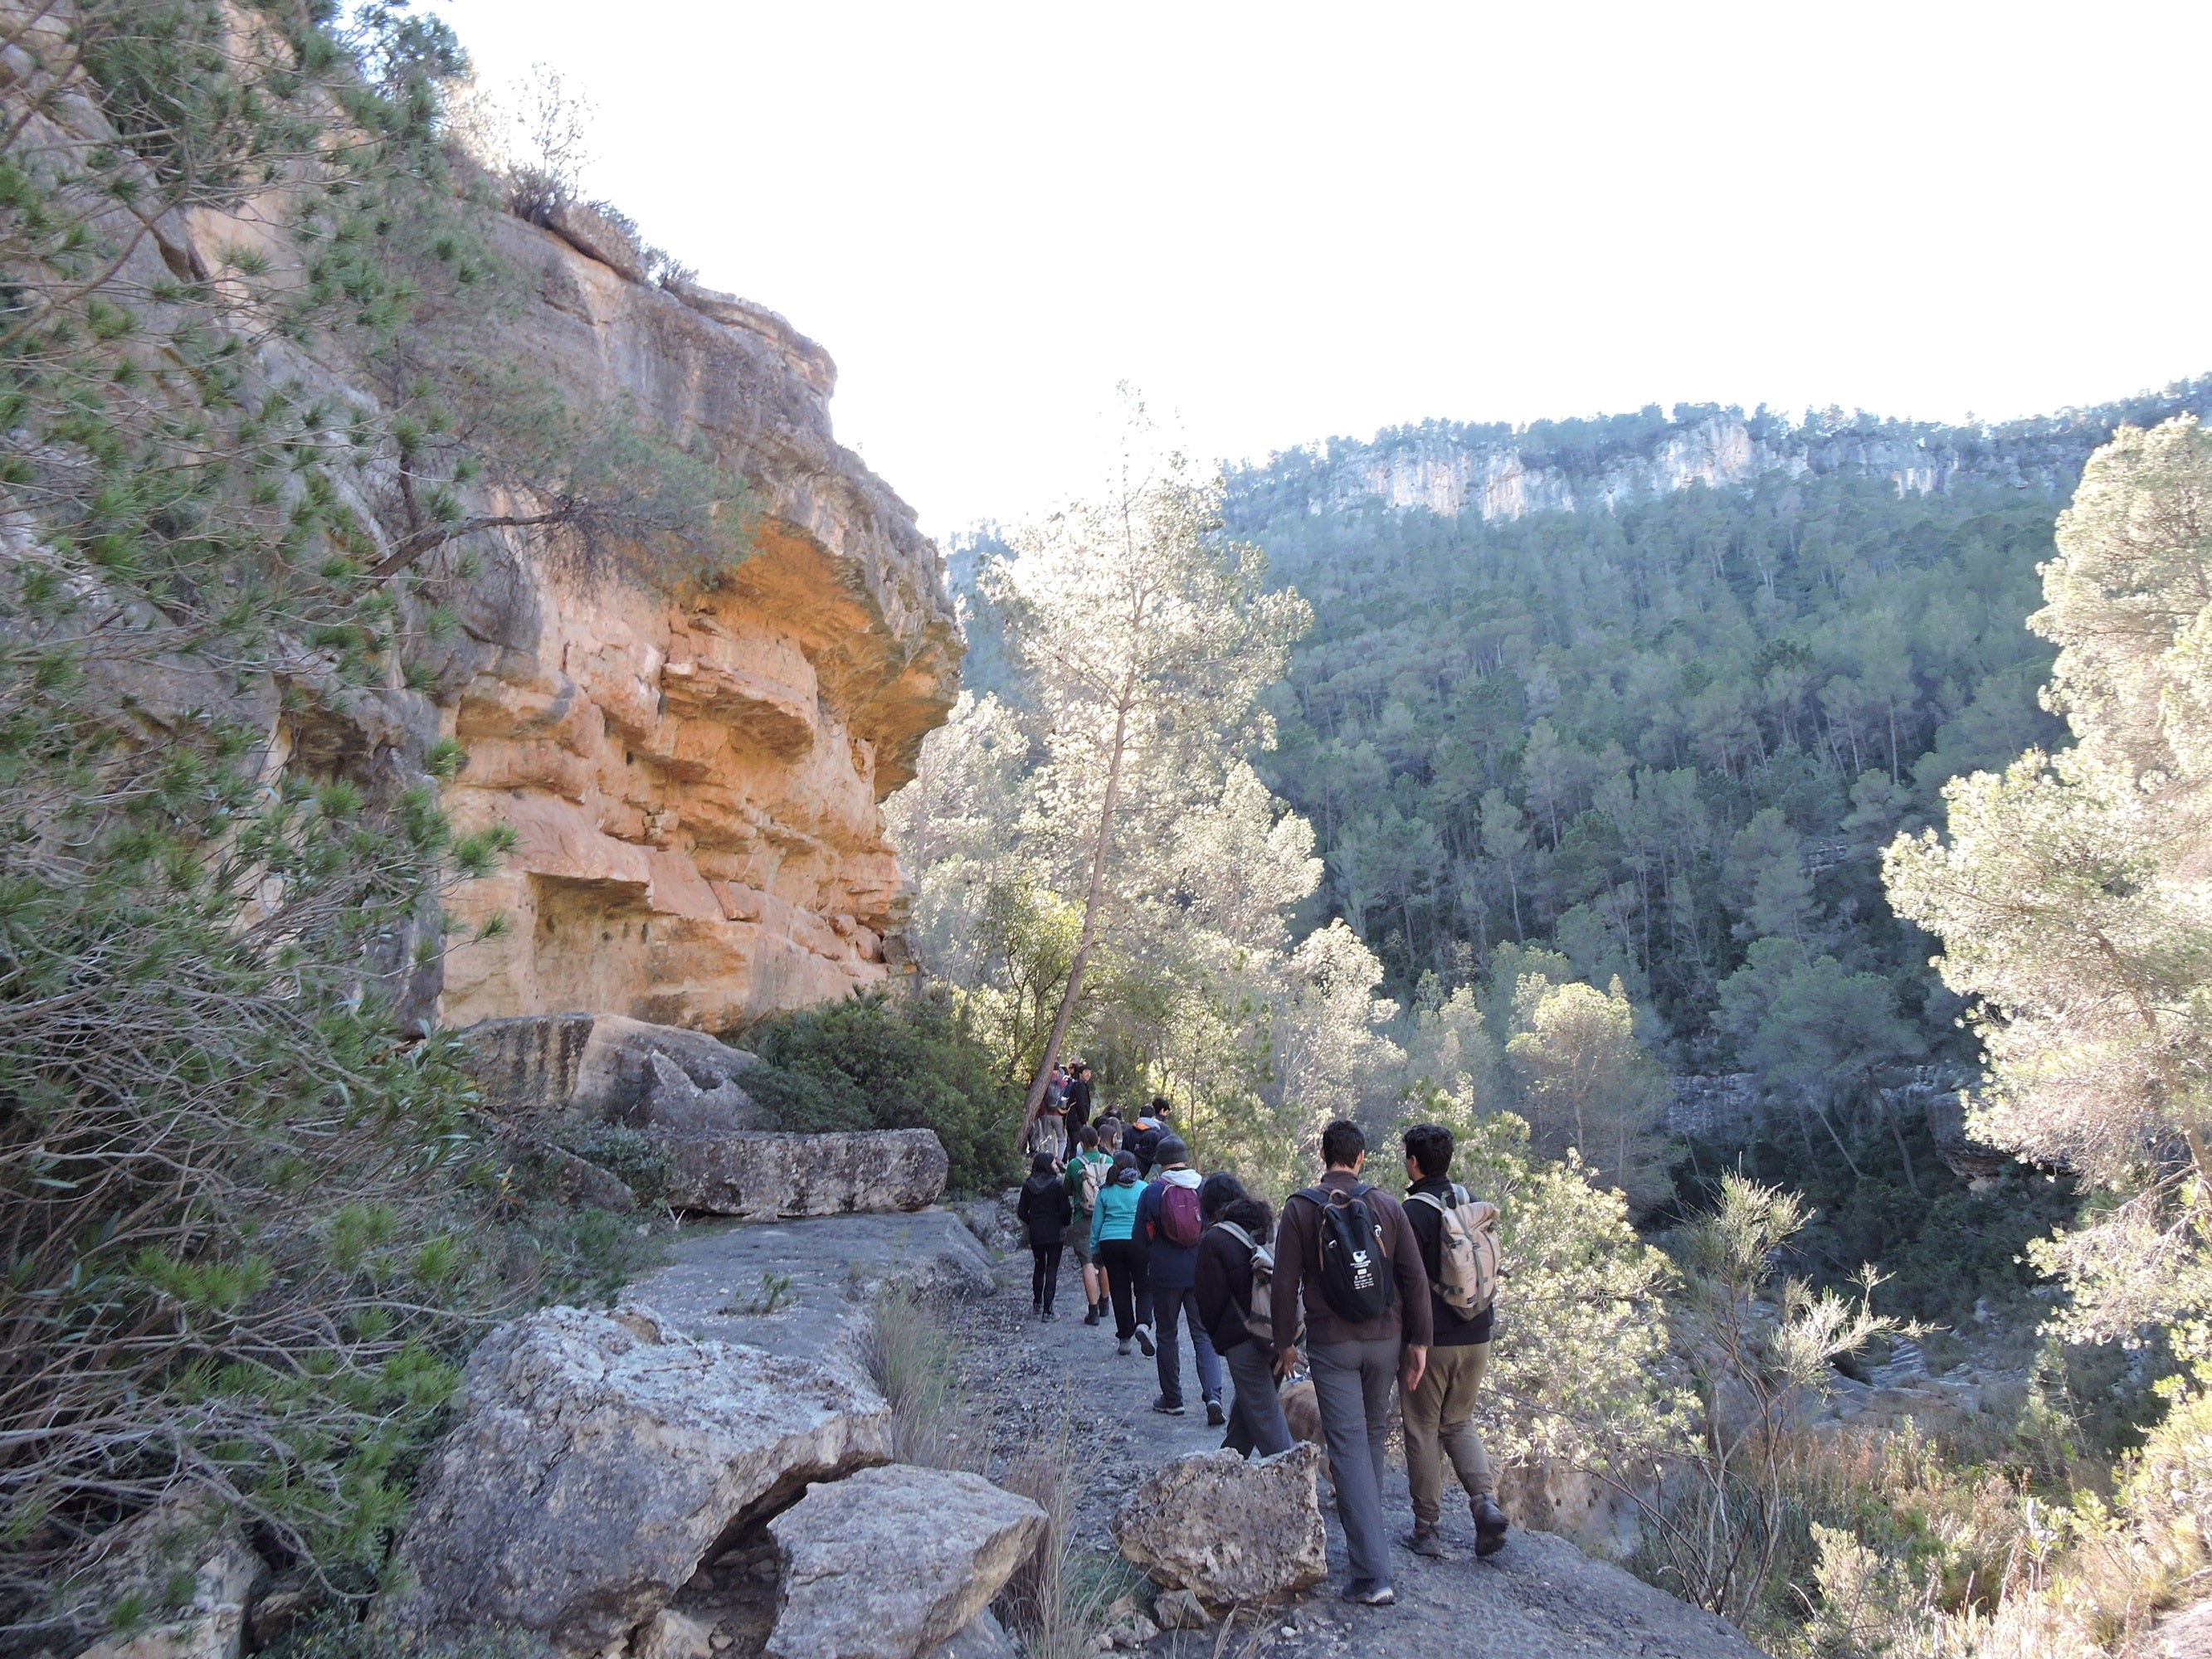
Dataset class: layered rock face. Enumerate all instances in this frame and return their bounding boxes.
[435,215,960,1034]
[1235,384,2212,527]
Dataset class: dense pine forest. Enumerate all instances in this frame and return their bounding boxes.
[1223,392,2212,1063]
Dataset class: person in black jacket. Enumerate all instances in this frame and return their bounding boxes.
[1016,1151,1075,1321]
[1192,1172,1294,1458]
[1399,1123,1508,1558]
[1062,1062,1094,1154]
[1128,1097,1173,1173]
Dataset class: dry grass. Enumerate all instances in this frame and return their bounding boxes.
[862,1293,1135,1658]
[861,1287,989,1472]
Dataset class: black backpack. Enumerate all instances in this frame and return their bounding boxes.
[1295,1184,1395,1326]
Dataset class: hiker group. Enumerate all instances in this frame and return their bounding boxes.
[1017,1070,1508,1608]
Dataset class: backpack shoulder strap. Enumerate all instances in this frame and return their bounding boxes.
[1215,1220,1256,1253]
[1405,1190,1445,1214]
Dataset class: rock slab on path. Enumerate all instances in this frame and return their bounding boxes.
[633,1208,993,1361]
[659,1126,947,1218]
[378,1305,890,1654]
[1111,1443,1329,1608]
[764,1464,1046,1659]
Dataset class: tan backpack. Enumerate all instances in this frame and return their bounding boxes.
[1406,1185,1501,1320]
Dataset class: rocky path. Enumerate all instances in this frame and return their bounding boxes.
[946,1250,1765,1659]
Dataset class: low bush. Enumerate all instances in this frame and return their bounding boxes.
[743,990,1021,1195]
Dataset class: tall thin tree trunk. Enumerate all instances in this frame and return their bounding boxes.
[1877,1085,1922,1195]
[1814,1097,1864,1180]
[1019,673,1138,1145]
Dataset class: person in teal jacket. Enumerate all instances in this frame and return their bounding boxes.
[1090,1151,1155,1356]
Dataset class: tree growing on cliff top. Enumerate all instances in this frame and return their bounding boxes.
[990,416,1311,1136]
[1885,416,2212,1341]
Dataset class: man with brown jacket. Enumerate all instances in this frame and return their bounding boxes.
[1272,1119,1433,1607]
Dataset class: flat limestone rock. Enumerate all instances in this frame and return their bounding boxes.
[658,1126,946,1218]
[1111,1443,1328,1608]
[378,1306,890,1654]
[627,1209,994,1370]
[764,1465,1046,1659]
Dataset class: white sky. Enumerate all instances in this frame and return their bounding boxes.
[438,0,2212,538]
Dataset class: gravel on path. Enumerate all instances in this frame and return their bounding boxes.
[948,1253,1766,1659]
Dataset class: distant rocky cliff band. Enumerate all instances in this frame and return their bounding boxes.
[1227,382,2212,526]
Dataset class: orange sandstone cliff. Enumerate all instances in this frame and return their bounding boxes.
[431,213,960,1034]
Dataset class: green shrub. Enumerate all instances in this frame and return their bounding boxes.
[743,991,1021,1196]
[555,1122,676,1208]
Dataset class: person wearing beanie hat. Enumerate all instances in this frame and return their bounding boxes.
[1133,1135,1225,1423]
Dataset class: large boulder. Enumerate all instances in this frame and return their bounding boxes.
[1110,1443,1328,1608]
[660,1127,946,1218]
[764,1465,1046,1659]
[378,1306,890,1654]
[456,1013,759,1132]
[458,1012,596,1120]
[577,1015,761,1131]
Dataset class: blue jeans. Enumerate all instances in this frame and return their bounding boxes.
[1151,1282,1224,1407]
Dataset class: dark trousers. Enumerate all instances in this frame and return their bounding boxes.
[1309,1336,1401,1584]
[1030,1243,1064,1311]
[1221,1339,1294,1457]
[1150,1282,1225,1406]
[1096,1238,1152,1340]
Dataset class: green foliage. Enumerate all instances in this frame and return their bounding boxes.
[744,991,1021,1196]
[1674,1107,2078,1326]
[0,2,682,1638]
[1216,455,2119,1055]
[553,1122,674,1208]
[1888,419,2212,1345]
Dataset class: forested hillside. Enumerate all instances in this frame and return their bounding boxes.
[1218,390,2212,1067]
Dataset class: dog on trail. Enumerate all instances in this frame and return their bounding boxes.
[1279,1378,1328,1485]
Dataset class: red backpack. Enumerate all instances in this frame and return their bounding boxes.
[1157,1182,1203,1248]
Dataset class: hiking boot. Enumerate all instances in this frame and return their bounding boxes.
[1134,1324,1157,1357]
[1342,1579,1396,1606]
[1117,1337,1132,1356]
[1473,1495,1509,1558]
[1152,1396,1186,1415]
[1044,1308,1060,1322]
[1205,1397,1226,1428]
[1084,1304,1101,1326]
[1400,1525,1446,1558]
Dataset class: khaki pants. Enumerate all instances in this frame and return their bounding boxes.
[1403,1340,1494,1528]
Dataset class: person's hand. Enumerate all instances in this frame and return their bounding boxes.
[1401,1345,1428,1394]
[1274,1343,1301,1380]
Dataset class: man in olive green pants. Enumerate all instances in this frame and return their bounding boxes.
[1400,1125,1509,1557]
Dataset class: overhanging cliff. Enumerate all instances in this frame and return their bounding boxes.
[431,213,962,1033]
